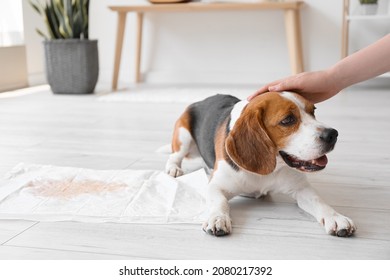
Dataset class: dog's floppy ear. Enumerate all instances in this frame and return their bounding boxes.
[225,108,276,175]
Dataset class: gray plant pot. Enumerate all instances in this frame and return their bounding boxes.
[360,3,378,15]
[43,39,99,94]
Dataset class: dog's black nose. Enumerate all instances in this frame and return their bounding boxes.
[320,128,338,146]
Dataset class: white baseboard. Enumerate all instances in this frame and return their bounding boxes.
[141,70,286,85]
[28,72,47,86]
[62,69,290,92]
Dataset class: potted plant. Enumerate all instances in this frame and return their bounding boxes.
[29,0,98,94]
[359,0,379,15]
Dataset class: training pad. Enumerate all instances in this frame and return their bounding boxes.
[0,163,209,223]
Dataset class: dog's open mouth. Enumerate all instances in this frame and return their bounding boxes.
[279,151,328,172]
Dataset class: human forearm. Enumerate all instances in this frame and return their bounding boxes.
[249,34,390,103]
[329,34,390,91]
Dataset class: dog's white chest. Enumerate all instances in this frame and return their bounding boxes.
[213,159,303,197]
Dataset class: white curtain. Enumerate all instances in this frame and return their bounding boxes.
[0,0,24,47]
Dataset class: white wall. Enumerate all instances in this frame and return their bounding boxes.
[22,0,389,89]
[349,0,390,54]
[89,0,346,87]
[90,0,344,87]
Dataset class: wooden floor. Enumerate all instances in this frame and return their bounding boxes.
[0,84,389,260]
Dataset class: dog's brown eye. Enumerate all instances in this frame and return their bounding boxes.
[280,115,296,126]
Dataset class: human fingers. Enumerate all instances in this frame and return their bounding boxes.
[247,79,286,101]
[247,85,268,100]
[267,75,302,92]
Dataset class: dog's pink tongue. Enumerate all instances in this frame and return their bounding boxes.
[313,155,328,167]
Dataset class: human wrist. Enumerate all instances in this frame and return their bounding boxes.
[326,65,349,93]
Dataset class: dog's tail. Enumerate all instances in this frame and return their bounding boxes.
[155,144,172,154]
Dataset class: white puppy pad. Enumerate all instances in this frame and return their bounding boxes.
[0,163,209,224]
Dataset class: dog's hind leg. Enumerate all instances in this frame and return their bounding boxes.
[166,112,198,177]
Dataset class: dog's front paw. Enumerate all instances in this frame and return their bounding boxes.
[165,164,184,177]
[202,214,232,237]
[321,213,356,237]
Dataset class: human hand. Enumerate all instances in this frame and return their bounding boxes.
[248,70,341,104]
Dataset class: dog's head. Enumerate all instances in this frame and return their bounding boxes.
[226,91,338,175]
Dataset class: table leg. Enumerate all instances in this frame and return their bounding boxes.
[341,0,350,58]
[284,9,304,75]
[135,12,144,83]
[112,12,127,91]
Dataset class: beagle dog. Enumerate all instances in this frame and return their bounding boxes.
[165,92,356,237]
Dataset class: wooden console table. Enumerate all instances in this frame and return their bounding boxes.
[109,1,304,90]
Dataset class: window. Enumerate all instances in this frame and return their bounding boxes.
[0,0,24,47]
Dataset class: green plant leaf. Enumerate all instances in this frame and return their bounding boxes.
[29,0,43,15]
[35,28,48,39]
[359,0,378,4]
[43,5,57,39]
[45,3,62,39]
[73,10,82,38]
[64,0,74,38]
[53,0,71,38]
[81,0,89,39]
[29,0,89,40]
